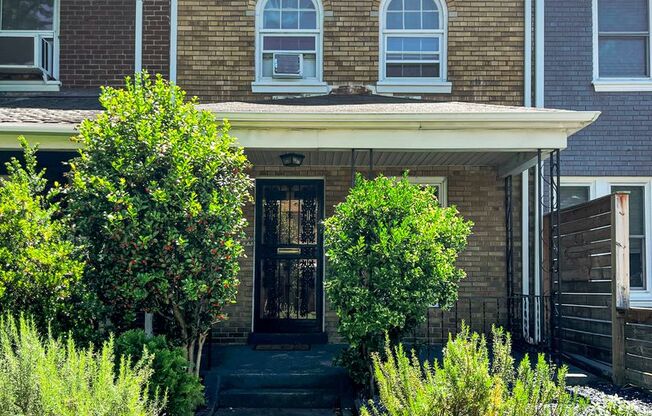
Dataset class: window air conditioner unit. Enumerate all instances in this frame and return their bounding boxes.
[0,35,54,81]
[273,53,303,79]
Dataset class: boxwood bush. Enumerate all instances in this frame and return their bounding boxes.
[115,330,204,416]
[324,174,472,391]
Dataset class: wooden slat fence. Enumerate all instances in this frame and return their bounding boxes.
[624,308,652,389]
[548,194,614,366]
[548,192,652,391]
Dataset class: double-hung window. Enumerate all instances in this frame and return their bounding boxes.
[378,0,451,94]
[0,0,59,90]
[253,0,327,94]
[593,0,652,91]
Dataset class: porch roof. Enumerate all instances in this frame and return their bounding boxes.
[0,94,600,177]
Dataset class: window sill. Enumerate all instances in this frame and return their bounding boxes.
[630,289,652,307]
[593,79,652,92]
[376,81,452,94]
[251,81,330,94]
[0,80,61,92]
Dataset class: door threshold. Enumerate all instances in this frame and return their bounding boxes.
[248,332,328,345]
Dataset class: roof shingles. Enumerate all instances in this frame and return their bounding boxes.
[0,93,567,126]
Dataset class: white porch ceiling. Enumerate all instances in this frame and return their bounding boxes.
[245,149,532,168]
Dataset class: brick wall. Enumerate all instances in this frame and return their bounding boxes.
[177,0,524,104]
[143,0,171,79]
[212,165,520,344]
[545,0,652,176]
[59,0,169,89]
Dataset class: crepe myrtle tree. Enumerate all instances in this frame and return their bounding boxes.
[66,72,252,375]
[324,174,472,390]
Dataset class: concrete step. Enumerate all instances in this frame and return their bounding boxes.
[220,372,347,390]
[217,387,340,409]
[214,408,337,416]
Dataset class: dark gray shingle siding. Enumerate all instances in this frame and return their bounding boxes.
[545,0,652,176]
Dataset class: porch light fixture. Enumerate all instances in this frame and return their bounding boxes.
[280,152,305,167]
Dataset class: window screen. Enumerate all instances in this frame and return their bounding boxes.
[598,0,650,78]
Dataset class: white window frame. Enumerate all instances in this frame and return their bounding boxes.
[377,0,451,94]
[562,176,652,306]
[592,0,652,92]
[0,0,61,91]
[252,0,328,94]
[408,176,448,207]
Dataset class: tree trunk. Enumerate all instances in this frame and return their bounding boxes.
[187,338,196,374]
[144,312,153,337]
[194,331,208,377]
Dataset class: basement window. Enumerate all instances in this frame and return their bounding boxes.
[0,0,60,91]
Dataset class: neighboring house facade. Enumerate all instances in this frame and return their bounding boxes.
[546,0,652,307]
[0,0,170,92]
[0,0,599,345]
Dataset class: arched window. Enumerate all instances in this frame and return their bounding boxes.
[254,0,327,93]
[378,0,450,93]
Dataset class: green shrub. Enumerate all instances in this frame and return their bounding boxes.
[323,174,472,390]
[115,330,205,416]
[66,72,252,373]
[0,138,84,335]
[0,315,163,416]
[362,326,586,416]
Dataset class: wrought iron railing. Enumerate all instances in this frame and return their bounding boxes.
[411,295,553,349]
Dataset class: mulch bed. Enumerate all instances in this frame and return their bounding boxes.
[572,383,652,415]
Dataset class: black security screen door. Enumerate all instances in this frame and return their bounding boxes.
[254,179,324,333]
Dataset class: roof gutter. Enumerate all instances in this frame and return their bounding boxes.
[0,110,601,137]
[213,110,600,135]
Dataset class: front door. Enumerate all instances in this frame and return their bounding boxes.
[254,179,324,333]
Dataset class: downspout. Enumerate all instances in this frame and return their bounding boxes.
[136,0,150,335]
[170,0,178,83]
[135,0,143,73]
[522,0,532,342]
[535,0,545,108]
[534,0,545,343]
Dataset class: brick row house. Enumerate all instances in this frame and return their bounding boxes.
[0,0,602,347]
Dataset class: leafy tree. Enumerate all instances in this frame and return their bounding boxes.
[0,138,84,334]
[66,72,252,374]
[323,174,472,390]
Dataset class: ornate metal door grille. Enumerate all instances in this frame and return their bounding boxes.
[254,179,324,333]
